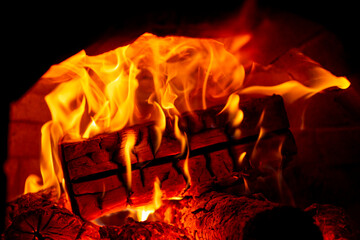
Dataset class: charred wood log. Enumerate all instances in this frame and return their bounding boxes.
[177,192,277,240]
[153,174,355,240]
[4,187,68,230]
[155,191,324,240]
[3,190,100,240]
[5,206,84,240]
[60,95,296,221]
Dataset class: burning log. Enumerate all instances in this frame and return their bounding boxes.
[4,189,101,240]
[156,191,325,240]
[174,192,277,239]
[60,95,296,221]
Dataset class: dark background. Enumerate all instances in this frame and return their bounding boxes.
[4,0,360,100]
[2,0,359,232]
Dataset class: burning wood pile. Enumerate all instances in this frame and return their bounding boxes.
[4,181,355,239]
[3,10,359,240]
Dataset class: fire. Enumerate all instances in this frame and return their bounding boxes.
[24,32,350,215]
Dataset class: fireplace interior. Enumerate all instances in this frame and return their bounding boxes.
[2,1,360,239]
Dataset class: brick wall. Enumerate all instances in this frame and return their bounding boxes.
[5,79,57,200]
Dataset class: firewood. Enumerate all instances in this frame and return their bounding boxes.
[177,192,277,240]
[155,191,277,240]
[4,206,84,240]
[155,191,326,240]
[60,95,295,221]
[4,190,101,240]
[153,173,353,240]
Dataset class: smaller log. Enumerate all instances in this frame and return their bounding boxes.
[156,191,277,240]
[155,191,325,240]
[4,190,100,240]
[5,206,84,240]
